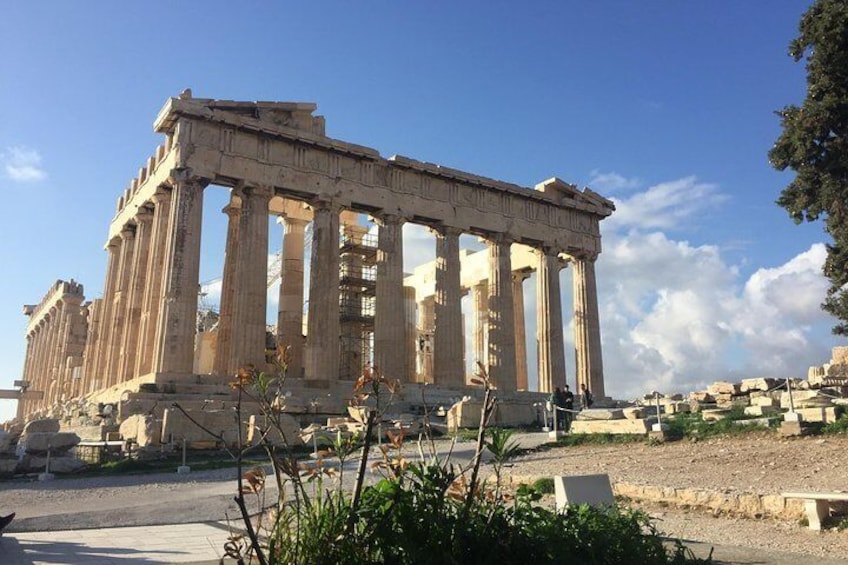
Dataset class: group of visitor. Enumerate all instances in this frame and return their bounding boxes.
[549,383,593,432]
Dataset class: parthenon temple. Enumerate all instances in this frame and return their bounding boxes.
[13,92,614,425]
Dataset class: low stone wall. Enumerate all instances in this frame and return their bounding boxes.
[506,474,805,520]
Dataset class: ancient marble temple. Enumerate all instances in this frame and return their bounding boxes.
[15,92,614,421]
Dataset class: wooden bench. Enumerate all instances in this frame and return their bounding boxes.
[782,491,848,530]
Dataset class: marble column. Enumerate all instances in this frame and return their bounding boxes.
[433,226,464,387]
[154,173,206,375]
[92,238,121,388]
[487,235,516,391]
[135,190,171,378]
[472,281,488,372]
[81,299,102,395]
[119,209,153,382]
[536,247,566,394]
[105,227,136,387]
[403,285,417,382]
[374,214,405,381]
[304,200,341,382]
[229,185,272,373]
[277,216,308,378]
[417,296,435,382]
[512,270,531,391]
[573,253,605,398]
[213,203,240,375]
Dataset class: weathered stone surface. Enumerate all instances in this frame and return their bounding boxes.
[575,408,623,421]
[569,418,650,435]
[119,414,162,447]
[708,381,741,395]
[246,413,303,447]
[0,457,17,476]
[447,400,538,431]
[24,418,60,434]
[743,405,779,417]
[22,432,80,454]
[665,402,691,415]
[554,474,614,510]
[780,390,833,409]
[796,406,839,423]
[161,408,241,448]
[701,409,731,422]
[740,378,781,393]
[18,454,87,474]
[689,391,714,403]
[752,396,777,407]
[622,407,643,420]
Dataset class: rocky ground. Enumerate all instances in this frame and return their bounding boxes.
[2,432,848,561]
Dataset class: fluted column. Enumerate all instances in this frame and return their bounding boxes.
[512,270,531,390]
[417,296,435,382]
[154,173,206,375]
[213,203,240,375]
[433,226,464,386]
[229,185,272,372]
[374,214,406,380]
[135,190,171,378]
[536,247,566,394]
[472,281,488,371]
[487,235,516,390]
[92,238,120,388]
[119,209,153,382]
[573,253,605,398]
[304,200,340,382]
[46,304,67,402]
[81,299,101,394]
[403,286,417,382]
[276,215,308,378]
[105,226,136,387]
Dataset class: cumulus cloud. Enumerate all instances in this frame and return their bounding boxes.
[588,170,641,193]
[2,146,47,182]
[606,176,728,231]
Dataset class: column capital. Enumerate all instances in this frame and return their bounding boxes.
[570,250,599,262]
[373,212,406,226]
[234,183,274,202]
[486,232,514,245]
[223,203,240,218]
[120,225,136,240]
[135,208,154,224]
[512,269,532,283]
[168,168,210,188]
[308,196,342,214]
[430,224,463,238]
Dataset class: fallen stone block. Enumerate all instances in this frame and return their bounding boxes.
[22,432,80,454]
[743,405,779,417]
[23,419,60,434]
[796,406,840,423]
[740,378,781,393]
[708,381,741,396]
[569,418,651,435]
[555,474,615,510]
[119,414,162,447]
[701,409,731,422]
[752,396,777,407]
[247,413,303,447]
[622,407,643,420]
[575,408,624,421]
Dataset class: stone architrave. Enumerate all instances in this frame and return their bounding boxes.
[304,200,341,382]
[536,247,566,393]
[276,216,308,378]
[512,270,531,390]
[135,190,172,378]
[213,202,241,376]
[153,171,206,376]
[433,226,464,387]
[487,235,516,391]
[573,253,605,398]
[373,214,406,381]
[229,185,272,372]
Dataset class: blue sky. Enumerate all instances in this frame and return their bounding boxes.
[1,1,840,421]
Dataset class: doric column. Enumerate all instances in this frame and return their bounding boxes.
[105,226,136,387]
[403,285,417,382]
[374,214,406,381]
[229,185,272,373]
[472,281,488,371]
[135,190,171,378]
[304,200,341,382]
[536,247,566,394]
[27,325,45,410]
[92,238,121,388]
[432,225,464,387]
[417,296,435,382]
[213,203,240,375]
[512,270,531,390]
[153,172,206,375]
[276,215,308,378]
[119,209,153,382]
[487,235,516,391]
[573,253,605,398]
[81,299,101,395]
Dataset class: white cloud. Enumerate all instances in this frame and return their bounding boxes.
[2,146,47,182]
[588,170,641,193]
[605,176,728,231]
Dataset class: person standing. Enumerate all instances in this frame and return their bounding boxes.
[580,383,594,409]
[550,387,566,429]
[562,384,574,432]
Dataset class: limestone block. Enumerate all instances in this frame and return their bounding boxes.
[833,346,848,364]
[701,409,731,422]
[740,378,781,393]
[708,382,741,396]
[743,405,779,417]
[752,396,777,407]
[665,402,691,415]
[575,408,624,421]
[554,474,615,510]
[689,401,716,413]
[160,408,242,448]
[447,400,538,431]
[797,407,839,423]
[17,454,87,474]
[119,414,162,447]
[622,407,643,420]
[24,419,60,434]
[689,392,714,403]
[569,418,651,435]
[23,432,80,454]
[0,457,17,476]
[247,413,303,447]
[0,430,12,453]
[780,390,832,409]
[327,417,351,427]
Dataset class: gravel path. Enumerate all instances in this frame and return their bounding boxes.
[2,432,847,560]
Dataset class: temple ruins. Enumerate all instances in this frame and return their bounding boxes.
[11,92,614,431]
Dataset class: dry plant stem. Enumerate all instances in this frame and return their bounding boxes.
[347,410,377,534]
[462,386,495,520]
[232,386,268,565]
